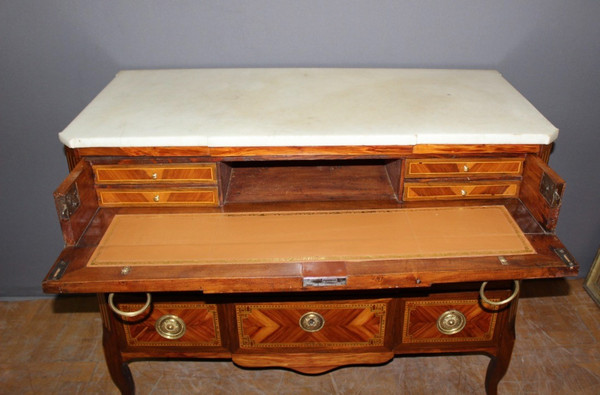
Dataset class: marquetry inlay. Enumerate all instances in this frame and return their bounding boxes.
[120,302,221,347]
[236,302,387,348]
[402,299,499,343]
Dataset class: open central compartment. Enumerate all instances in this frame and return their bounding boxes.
[223,159,400,203]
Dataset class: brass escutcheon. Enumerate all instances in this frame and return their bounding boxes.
[436,310,467,335]
[299,312,325,332]
[155,314,186,340]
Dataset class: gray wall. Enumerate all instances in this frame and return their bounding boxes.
[1,1,599,297]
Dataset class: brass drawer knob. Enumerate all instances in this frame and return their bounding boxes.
[299,312,325,332]
[155,314,186,340]
[460,189,467,196]
[151,172,158,180]
[463,165,470,172]
[153,194,160,202]
[436,310,466,335]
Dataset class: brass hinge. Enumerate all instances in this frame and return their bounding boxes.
[540,172,562,208]
[49,260,69,280]
[552,247,576,269]
[57,183,80,220]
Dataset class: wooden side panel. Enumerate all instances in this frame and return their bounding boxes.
[520,155,565,231]
[64,147,81,172]
[54,160,98,246]
[538,144,553,164]
[217,162,233,205]
[385,159,403,198]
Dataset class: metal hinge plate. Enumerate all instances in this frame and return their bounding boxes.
[49,260,69,280]
[552,247,577,269]
[303,276,347,287]
[540,172,562,208]
[57,183,80,220]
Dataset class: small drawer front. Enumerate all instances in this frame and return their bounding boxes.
[405,158,523,178]
[236,301,388,349]
[94,163,217,184]
[402,299,499,343]
[403,182,519,201]
[98,187,219,207]
[118,302,222,347]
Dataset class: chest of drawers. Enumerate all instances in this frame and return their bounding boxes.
[43,69,577,394]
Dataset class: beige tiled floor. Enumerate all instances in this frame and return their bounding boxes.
[1,279,599,394]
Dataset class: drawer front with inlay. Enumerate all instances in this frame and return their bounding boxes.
[117,302,222,347]
[98,187,219,207]
[94,163,217,184]
[403,182,519,201]
[236,301,388,349]
[405,158,523,178]
[402,299,500,344]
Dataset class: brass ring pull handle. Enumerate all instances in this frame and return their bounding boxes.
[479,280,520,306]
[107,293,152,318]
[299,312,325,332]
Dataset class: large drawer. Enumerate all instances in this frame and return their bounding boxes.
[405,158,523,178]
[403,181,519,201]
[97,187,219,207]
[402,298,501,344]
[235,300,389,349]
[94,163,217,184]
[114,300,222,347]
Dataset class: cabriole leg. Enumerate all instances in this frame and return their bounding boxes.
[98,294,135,395]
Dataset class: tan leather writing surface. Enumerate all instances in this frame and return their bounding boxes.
[88,206,534,267]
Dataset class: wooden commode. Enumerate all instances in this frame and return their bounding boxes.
[43,69,578,394]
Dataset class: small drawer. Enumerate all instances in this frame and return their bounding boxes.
[98,187,219,207]
[94,163,217,184]
[405,158,523,178]
[402,299,499,344]
[403,181,519,201]
[236,301,388,349]
[117,301,222,347]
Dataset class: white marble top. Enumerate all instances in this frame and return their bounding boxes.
[58,68,558,148]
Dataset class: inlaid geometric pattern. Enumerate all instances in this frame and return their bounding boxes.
[404,182,519,200]
[94,163,217,184]
[120,302,221,347]
[236,302,387,348]
[402,299,499,343]
[97,187,218,207]
[405,159,523,178]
